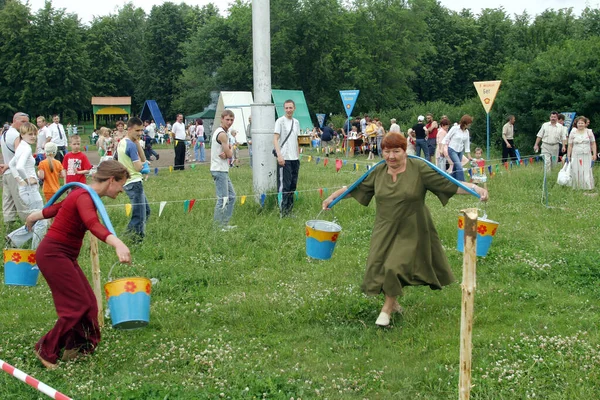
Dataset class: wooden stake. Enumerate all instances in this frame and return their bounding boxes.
[459,208,478,400]
[89,235,104,328]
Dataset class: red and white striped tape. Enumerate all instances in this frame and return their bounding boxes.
[0,359,72,400]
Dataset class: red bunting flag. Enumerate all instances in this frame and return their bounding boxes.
[323,158,329,167]
[504,162,508,170]
[335,159,342,172]
[189,199,196,213]
[319,188,323,198]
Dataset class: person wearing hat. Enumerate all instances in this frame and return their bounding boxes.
[412,115,429,159]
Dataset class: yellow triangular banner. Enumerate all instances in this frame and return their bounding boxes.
[241,195,246,205]
[125,203,132,217]
[474,80,501,113]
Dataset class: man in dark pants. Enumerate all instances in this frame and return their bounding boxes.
[171,113,186,170]
[501,115,517,163]
[273,99,300,218]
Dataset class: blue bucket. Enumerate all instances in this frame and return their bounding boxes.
[105,277,151,329]
[305,220,342,260]
[3,249,39,286]
[456,216,499,257]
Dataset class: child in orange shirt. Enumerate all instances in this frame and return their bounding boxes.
[37,142,65,202]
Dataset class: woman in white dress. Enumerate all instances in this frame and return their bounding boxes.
[567,116,597,190]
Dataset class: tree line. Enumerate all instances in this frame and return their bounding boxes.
[1,0,600,150]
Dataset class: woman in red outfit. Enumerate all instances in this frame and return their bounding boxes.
[25,160,132,369]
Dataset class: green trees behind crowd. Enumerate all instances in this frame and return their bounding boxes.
[2,0,600,149]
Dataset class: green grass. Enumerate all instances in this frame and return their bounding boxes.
[1,150,599,399]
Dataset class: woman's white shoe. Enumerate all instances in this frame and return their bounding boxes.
[375,311,390,327]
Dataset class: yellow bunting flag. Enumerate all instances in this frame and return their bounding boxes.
[169,166,173,173]
[125,203,132,217]
[308,156,312,162]
[241,195,247,205]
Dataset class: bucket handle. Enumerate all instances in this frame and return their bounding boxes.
[314,208,337,224]
[4,229,43,251]
[108,261,145,282]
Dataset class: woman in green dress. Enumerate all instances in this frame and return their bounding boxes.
[322,133,488,327]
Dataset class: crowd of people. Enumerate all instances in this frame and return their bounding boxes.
[0,105,596,368]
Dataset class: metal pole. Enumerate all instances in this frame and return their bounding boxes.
[251,0,276,198]
[486,112,490,160]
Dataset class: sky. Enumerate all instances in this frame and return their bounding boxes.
[26,0,596,24]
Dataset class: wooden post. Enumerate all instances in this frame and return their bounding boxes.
[89,235,104,328]
[459,208,478,400]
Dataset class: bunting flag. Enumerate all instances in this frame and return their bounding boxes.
[335,159,342,172]
[509,161,513,169]
[316,157,321,165]
[323,158,329,167]
[488,165,492,174]
[529,157,534,165]
[169,166,173,173]
[316,147,320,153]
[524,159,529,166]
[294,191,299,200]
[241,195,247,205]
[580,159,583,166]
[125,203,132,217]
[504,162,508,170]
[343,160,347,165]
[260,193,266,207]
[277,192,282,205]
[184,199,190,213]
[319,188,323,198]
[354,163,358,171]
[159,201,167,217]
[189,199,196,213]
[468,168,473,177]
[308,156,312,162]
[520,159,524,165]
[323,188,328,195]
[191,164,196,169]
[300,148,303,154]
[496,164,500,173]
[155,167,159,175]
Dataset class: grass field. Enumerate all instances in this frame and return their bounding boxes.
[1,150,599,399]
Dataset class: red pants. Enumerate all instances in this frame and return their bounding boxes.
[35,238,100,363]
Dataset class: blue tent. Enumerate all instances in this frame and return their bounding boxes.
[139,100,166,129]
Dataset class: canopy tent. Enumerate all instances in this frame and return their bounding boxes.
[272,90,313,132]
[186,109,215,120]
[211,91,253,144]
[91,97,131,129]
[139,100,166,130]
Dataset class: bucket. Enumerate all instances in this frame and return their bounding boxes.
[3,249,39,286]
[305,220,342,260]
[456,216,499,257]
[104,275,151,330]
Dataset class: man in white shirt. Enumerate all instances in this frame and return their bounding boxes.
[534,111,567,173]
[210,110,236,230]
[2,112,30,224]
[47,114,67,162]
[36,116,49,164]
[273,99,301,217]
[171,113,186,170]
[389,118,401,134]
[147,119,156,142]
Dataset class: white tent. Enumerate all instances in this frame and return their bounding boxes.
[211,91,253,144]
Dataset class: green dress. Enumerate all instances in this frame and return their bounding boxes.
[350,158,459,297]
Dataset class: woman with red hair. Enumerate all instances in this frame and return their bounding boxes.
[322,132,488,327]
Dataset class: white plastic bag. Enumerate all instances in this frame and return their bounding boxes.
[557,161,572,186]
